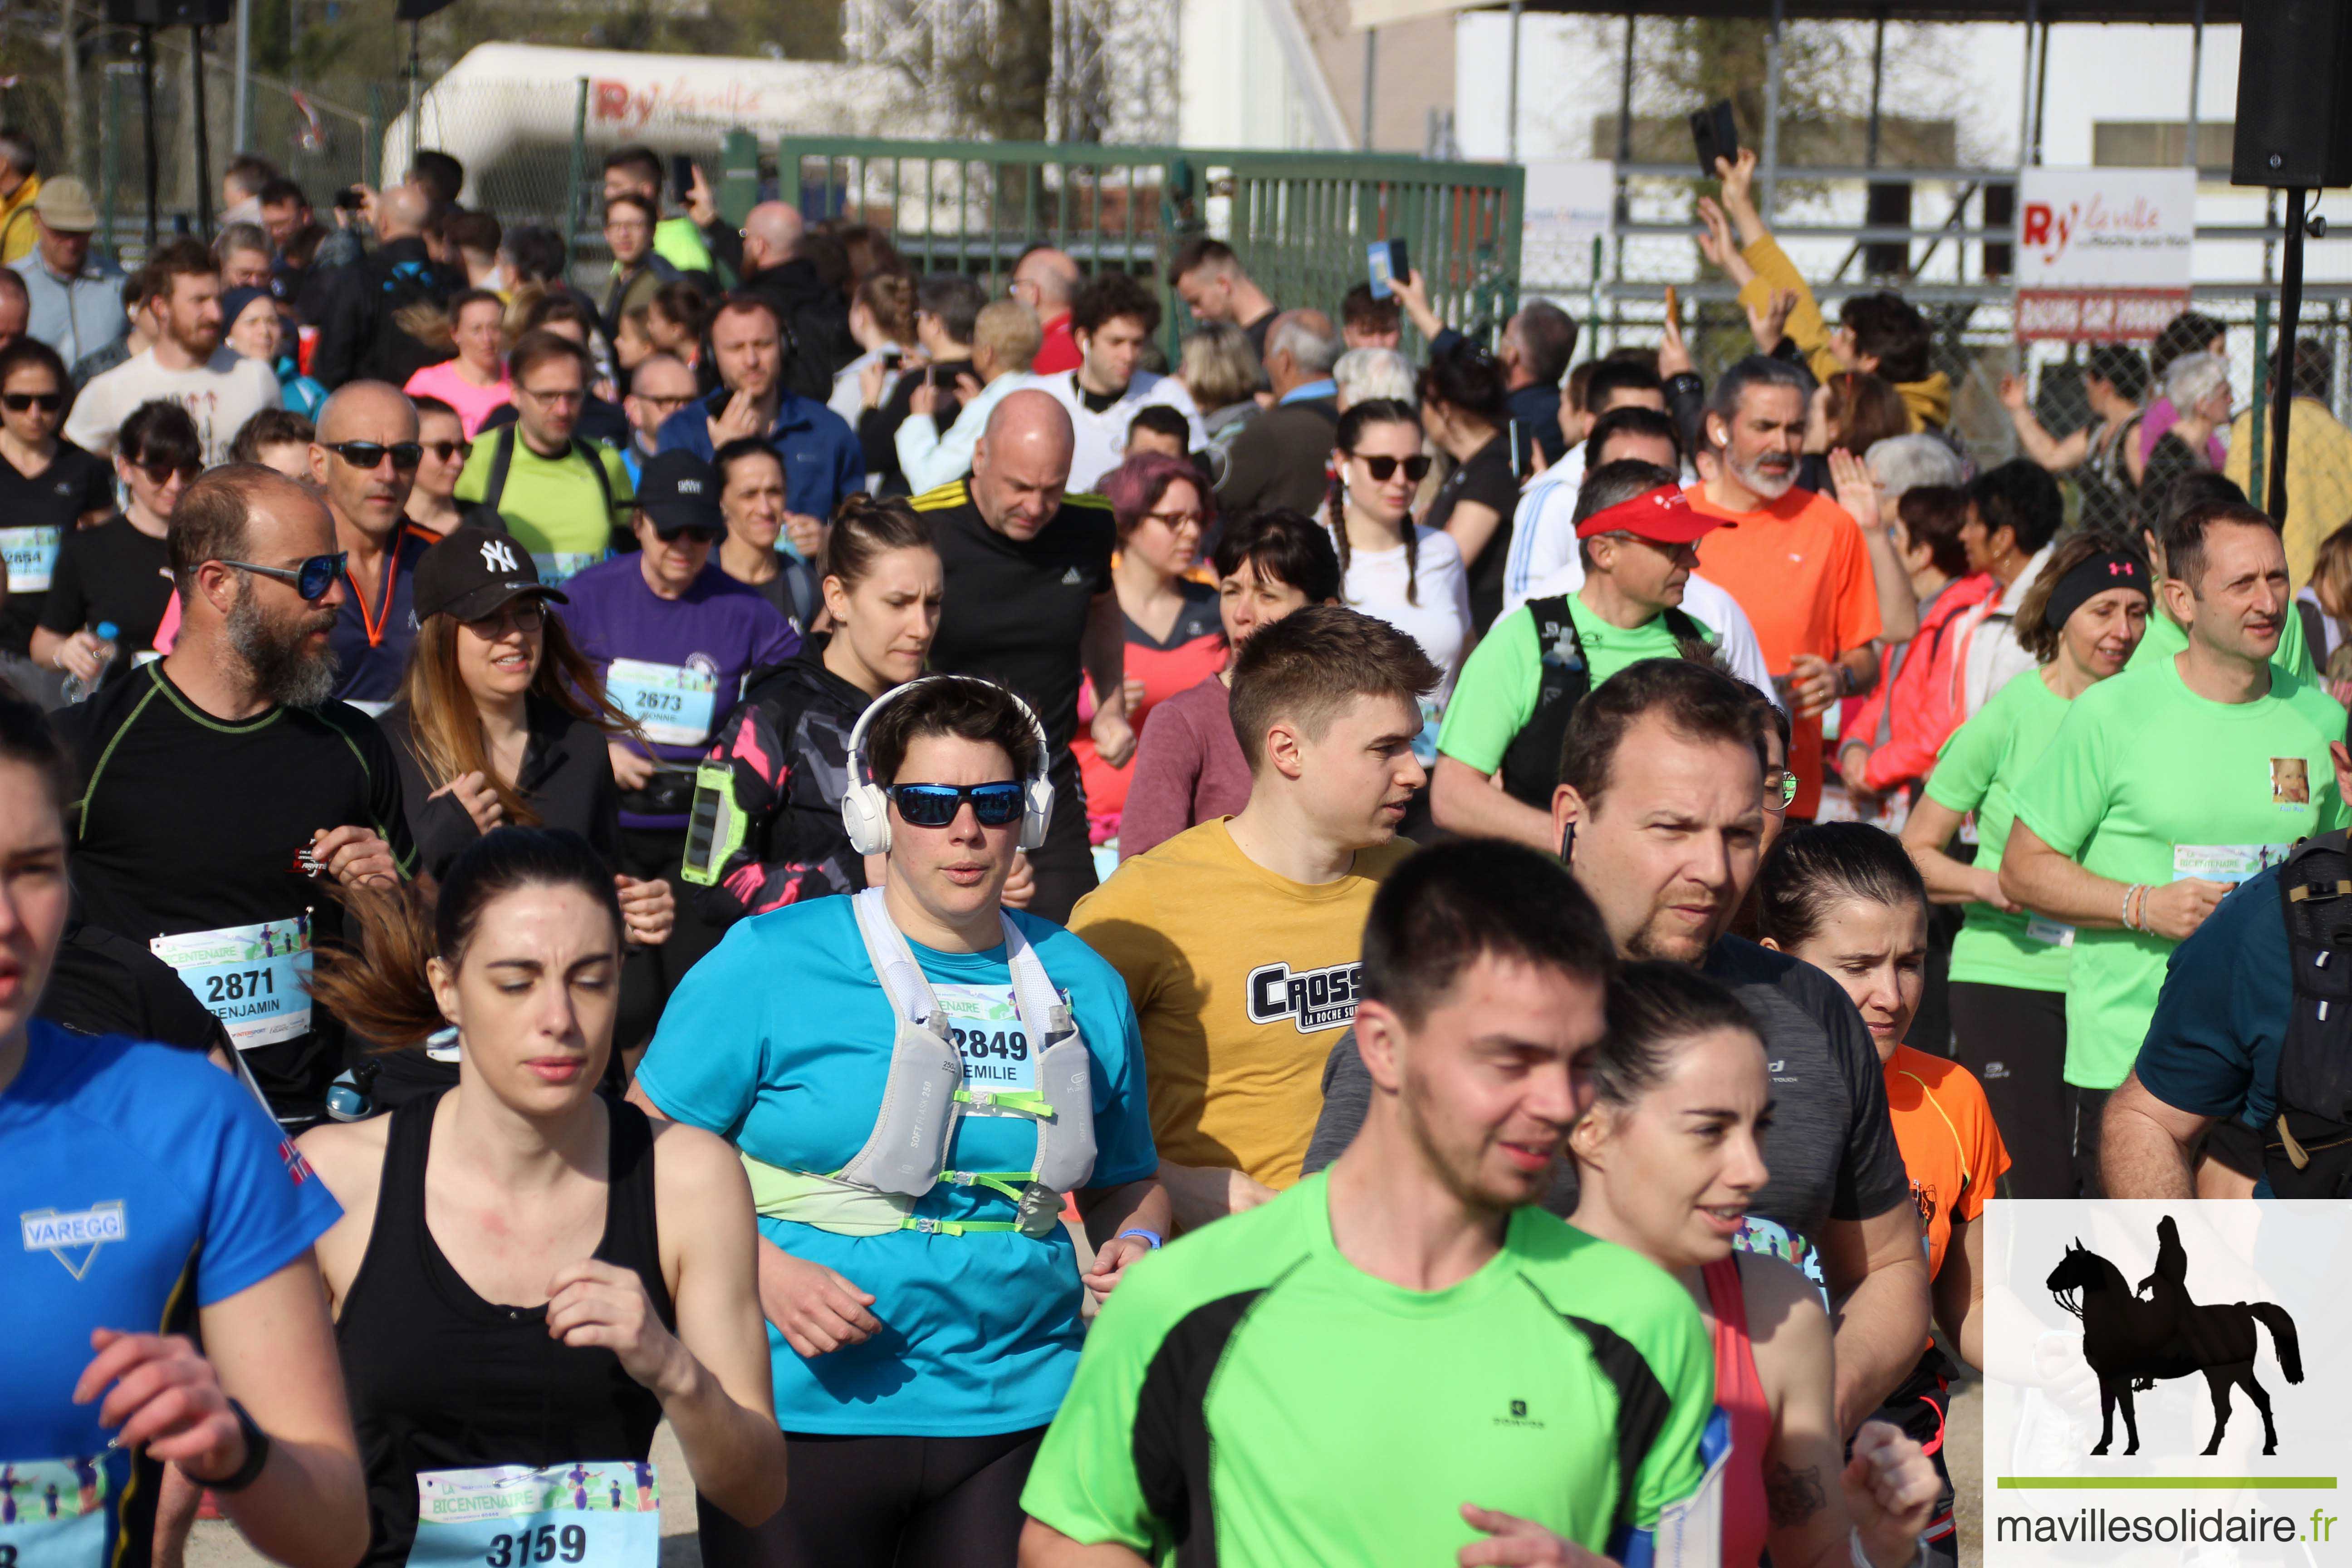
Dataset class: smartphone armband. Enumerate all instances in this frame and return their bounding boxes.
[681,760,749,887]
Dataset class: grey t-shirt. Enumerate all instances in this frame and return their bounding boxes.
[1302,935,1911,1248]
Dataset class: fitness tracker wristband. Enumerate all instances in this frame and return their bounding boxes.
[1114,1228,1165,1251]
[192,1399,271,1494]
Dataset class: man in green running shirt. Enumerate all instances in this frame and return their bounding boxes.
[1018,839,1719,1568]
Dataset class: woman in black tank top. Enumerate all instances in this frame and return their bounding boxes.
[294,828,786,1568]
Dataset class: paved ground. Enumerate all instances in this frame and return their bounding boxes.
[191,1383,1986,1568]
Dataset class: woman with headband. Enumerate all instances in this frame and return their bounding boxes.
[1900,534,2151,1198]
[632,674,1167,1568]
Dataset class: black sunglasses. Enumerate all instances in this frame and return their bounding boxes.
[324,440,424,472]
[2,392,63,412]
[422,439,470,462]
[216,551,347,601]
[137,459,201,486]
[653,524,724,546]
[887,781,1025,829]
[1357,453,1432,483]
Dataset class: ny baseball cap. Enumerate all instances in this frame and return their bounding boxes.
[635,449,725,536]
[413,519,568,623]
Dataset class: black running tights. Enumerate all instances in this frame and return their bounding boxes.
[693,1427,1046,1568]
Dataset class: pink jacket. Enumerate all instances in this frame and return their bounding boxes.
[1843,571,1996,794]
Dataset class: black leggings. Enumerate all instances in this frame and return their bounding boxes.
[1947,981,2070,1198]
[695,1428,1046,1568]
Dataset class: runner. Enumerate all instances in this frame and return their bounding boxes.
[632,675,1166,1568]
[1023,839,1718,1566]
[0,686,370,1568]
[308,381,436,713]
[33,400,199,686]
[1069,451,1225,853]
[1432,461,1738,851]
[711,437,821,634]
[1118,508,1341,859]
[1757,825,2011,1564]
[557,449,798,1047]
[1898,533,2151,1198]
[911,390,1128,922]
[297,827,787,1568]
[53,465,410,1127]
[1568,957,1944,1568]
[687,494,942,919]
[454,330,634,587]
[2130,476,2315,681]
[0,338,113,702]
[1073,606,1434,1230]
[2002,500,2348,1195]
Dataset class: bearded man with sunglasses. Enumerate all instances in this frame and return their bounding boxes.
[53,464,412,1127]
[307,381,436,712]
[561,449,799,1047]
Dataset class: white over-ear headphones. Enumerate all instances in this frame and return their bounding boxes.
[840,675,1056,856]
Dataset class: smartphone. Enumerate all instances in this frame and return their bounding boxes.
[1691,99,1740,180]
[670,154,696,204]
[1366,238,1409,300]
[334,186,366,212]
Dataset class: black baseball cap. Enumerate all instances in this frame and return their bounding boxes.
[414,519,568,622]
[635,449,726,536]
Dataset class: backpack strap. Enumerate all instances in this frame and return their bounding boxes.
[479,426,516,514]
[2271,831,2352,1190]
[573,438,616,524]
[1496,595,1593,810]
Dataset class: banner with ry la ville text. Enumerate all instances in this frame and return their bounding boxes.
[1984,1201,2352,1564]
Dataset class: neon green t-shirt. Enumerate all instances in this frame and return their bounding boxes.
[2012,653,2348,1090]
[1019,1174,1715,1567]
[2128,598,2314,682]
[1437,595,1717,774]
[452,428,634,578]
[1926,667,2076,994]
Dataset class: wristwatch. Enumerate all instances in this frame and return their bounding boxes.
[1114,1228,1165,1251]
[191,1400,271,1494]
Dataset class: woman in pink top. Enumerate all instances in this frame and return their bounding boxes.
[404,289,513,436]
[1118,507,1343,860]
[1570,962,1941,1568]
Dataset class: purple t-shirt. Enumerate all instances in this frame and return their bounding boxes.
[2138,396,2229,469]
[559,555,800,828]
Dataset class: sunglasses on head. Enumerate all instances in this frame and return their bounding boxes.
[216,551,348,601]
[422,439,470,462]
[325,440,424,472]
[887,781,1025,829]
[2,392,63,412]
[1356,453,1432,483]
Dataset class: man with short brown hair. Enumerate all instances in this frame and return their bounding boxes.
[65,238,278,464]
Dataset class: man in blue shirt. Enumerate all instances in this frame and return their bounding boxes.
[656,294,862,529]
[11,178,123,368]
[2104,723,2352,1199]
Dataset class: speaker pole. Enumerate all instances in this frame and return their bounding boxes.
[138,23,157,250]
[2268,186,2307,528]
[191,22,213,240]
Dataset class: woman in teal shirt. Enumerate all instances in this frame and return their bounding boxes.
[631,675,1167,1568]
[1901,532,2151,1198]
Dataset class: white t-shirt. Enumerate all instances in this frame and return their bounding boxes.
[1038,368,1203,492]
[1954,541,2055,719]
[65,347,282,467]
[1520,548,1782,710]
[1338,524,1475,709]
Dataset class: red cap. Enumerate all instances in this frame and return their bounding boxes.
[1573,484,1726,545]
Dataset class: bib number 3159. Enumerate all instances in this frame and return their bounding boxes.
[406,1463,659,1568]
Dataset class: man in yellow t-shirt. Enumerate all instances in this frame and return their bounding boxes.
[1070,605,1439,1232]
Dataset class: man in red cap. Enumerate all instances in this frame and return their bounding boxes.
[1433,459,1769,849]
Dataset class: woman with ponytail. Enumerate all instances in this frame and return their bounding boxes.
[1325,397,1473,759]
[299,827,787,1568]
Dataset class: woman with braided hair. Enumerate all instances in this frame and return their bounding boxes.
[1323,397,1472,765]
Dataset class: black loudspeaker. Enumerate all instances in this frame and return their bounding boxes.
[2232,0,2352,188]
[103,0,233,26]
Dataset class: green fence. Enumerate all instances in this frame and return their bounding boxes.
[768,137,1524,361]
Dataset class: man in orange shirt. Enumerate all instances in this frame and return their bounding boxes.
[1689,356,1882,817]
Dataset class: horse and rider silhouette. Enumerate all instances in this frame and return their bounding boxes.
[2046,1216,2303,1457]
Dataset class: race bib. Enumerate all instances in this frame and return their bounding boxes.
[0,525,59,593]
[2171,843,2289,885]
[934,983,1037,1096]
[150,916,313,1050]
[0,1458,108,1568]
[2024,915,2076,948]
[605,659,718,748]
[407,1463,659,1568]
[531,552,604,588]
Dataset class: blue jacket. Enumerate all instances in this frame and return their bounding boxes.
[655,390,865,522]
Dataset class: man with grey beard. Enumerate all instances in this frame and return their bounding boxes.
[52,464,411,1128]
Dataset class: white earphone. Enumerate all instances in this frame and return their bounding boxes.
[840,675,1056,856]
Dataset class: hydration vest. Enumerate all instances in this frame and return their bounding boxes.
[2268,830,2352,1196]
[739,888,1098,1238]
[1497,594,1710,808]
